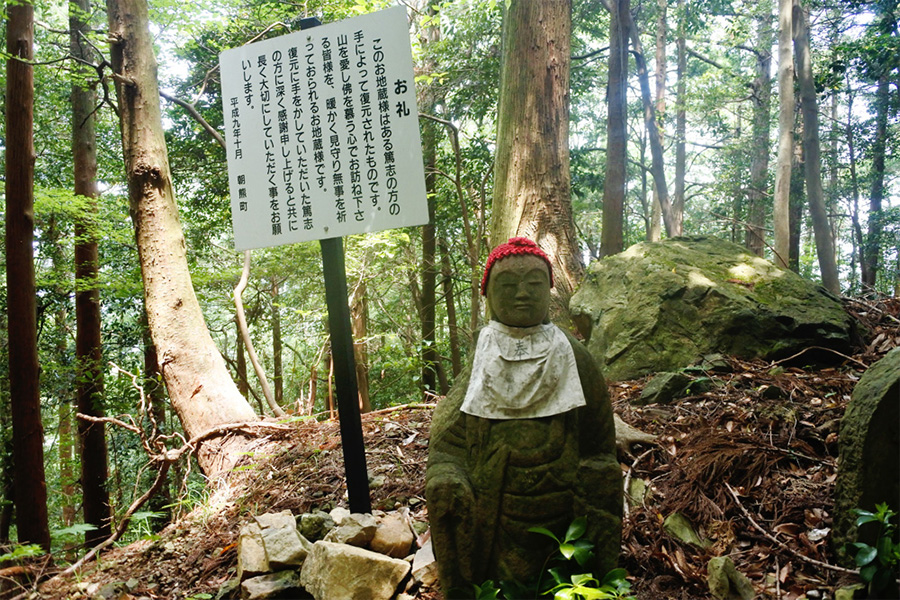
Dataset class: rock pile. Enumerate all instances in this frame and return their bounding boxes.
[233,507,437,600]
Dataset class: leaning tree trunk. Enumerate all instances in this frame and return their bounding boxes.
[793,0,839,294]
[746,2,773,257]
[649,0,666,242]
[71,0,113,545]
[106,0,258,476]
[5,0,51,552]
[624,9,679,237]
[772,0,794,269]
[673,0,687,236]
[601,0,629,258]
[862,75,888,290]
[491,0,583,308]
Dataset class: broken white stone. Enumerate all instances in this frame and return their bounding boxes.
[300,541,411,600]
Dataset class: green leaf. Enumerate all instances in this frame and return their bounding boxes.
[51,523,99,538]
[855,545,878,567]
[860,563,878,583]
[571,540,595,567]
[565,516,588,543]
[529,526,561,544]
[855,513,880,527]
[560,542,576,560]
[601,568,629,586]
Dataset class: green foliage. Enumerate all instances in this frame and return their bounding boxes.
[846,503,900,598]
[0,544,45,563]
[473,517,635,600]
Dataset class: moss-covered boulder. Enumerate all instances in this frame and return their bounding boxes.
[570,237,853,381]
[833,347,900,558]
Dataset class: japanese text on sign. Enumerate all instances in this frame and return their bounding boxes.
[220,6,428,250]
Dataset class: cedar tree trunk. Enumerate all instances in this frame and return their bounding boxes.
[72,0,113,544]
[793,0,839,293]
[106,0,258,476]
[5,0,51,551]
[491,0,583,307]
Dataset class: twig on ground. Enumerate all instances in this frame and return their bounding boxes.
[770,346,869,369]
[623,449,654,518]
[724,482,856,575]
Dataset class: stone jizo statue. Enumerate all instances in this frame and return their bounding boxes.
[426,237,622,598]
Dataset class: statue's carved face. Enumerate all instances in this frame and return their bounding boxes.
[487,254,551,327]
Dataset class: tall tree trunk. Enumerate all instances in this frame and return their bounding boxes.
[649,0,666,242]
[439,239,462,378]
[845,84,866,289]
[624,10,679,237]
[350,279,372,413]
[789,138,805,272]
[236,322,249,399]
[492,0,583,309]
[419,5,441,399]
[271,279,283,406]
[59,403,76,528]
[72,0,112,545]
[601,0,629,257]
[674,0,687,234]
[793,0,839,293]
[5,0,50,552]
[862,75,888,290]
[746,3,773,256]
[773,0,794,269]
[106,0,258,476]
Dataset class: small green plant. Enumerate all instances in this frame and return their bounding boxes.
[472,517,636,600]
[846,503,900,598]
[0,543,44,563]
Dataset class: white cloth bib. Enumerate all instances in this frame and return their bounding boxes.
[460,321,587,419]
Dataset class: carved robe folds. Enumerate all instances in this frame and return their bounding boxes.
[426,328,622,598]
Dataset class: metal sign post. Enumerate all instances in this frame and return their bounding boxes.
[320,236,371,513]
[219,8,428,514]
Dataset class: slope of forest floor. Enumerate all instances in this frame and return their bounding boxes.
[29,297,900,600]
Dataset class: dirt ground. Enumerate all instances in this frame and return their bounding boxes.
[19,297,900,599]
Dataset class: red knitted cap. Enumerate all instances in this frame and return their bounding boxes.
[481,237,554,295]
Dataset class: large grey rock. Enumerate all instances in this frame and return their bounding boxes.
[299,541,411,600]
[237,523,269,580]
[833,347,900,557]
[639,372,692,405]
[370,512,415,558]
[570,237,852,381]
[240,570,309,600]
[261,525,312,569]
[323,512,378,547]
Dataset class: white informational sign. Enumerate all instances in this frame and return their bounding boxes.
[220,7,428,250]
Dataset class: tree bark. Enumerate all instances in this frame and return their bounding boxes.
[601,0,629,257]
[350,278,372,413]
[440,239,462,378]
[649,0,666,242]
[492,0,583,308]
[773,0,794,269]
[862,75,888,289]
[793,0,839,293]
[674,0,687,235]
[106,0,258,476]
[624,10,679,237]
[271,279,283,406]
[71,0,113,545]
[5,0,50,551]
[746,3,773,256]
